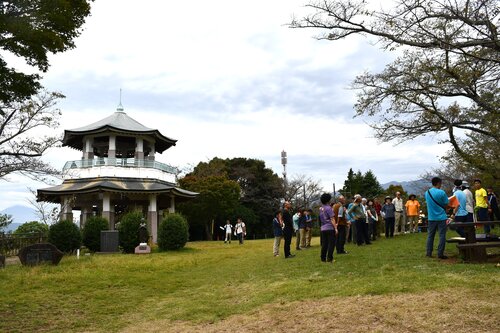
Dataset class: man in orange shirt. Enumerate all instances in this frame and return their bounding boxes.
[405,194,421,233]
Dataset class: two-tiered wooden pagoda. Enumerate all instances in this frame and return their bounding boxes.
[37,105,197,243]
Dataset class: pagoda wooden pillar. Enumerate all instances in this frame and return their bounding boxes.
[102,193,115,229]
[108,135,116,159]
[148,194,158,243]
[80,206,93,229]
[83,137,94,160]
[135,138,144,160]
[61,196,73,222]
[169,195,175,213]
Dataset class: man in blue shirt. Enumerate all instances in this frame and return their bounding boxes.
[425,177,449,259]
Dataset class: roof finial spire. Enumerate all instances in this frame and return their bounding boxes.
[117,88,124,112]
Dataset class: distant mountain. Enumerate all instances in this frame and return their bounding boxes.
[1,205,38,224]
[381,179,429,196]
[4,223,22,233]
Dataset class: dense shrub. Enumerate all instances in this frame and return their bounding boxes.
[48,220,81,253]
[118,211,146,253]
[158,213,189,251]
[13,221,49,236]
[82,216,108,252]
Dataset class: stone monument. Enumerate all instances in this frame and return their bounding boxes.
[134,221,151,254]
[18,243,63,266]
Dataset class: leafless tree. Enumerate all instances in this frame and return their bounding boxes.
[0,91,63,180]
[285,174,324,208]
[291,0,499,180]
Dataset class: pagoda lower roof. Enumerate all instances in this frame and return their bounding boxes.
[37,177,198,203]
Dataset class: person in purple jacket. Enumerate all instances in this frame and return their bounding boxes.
[319,193,337,262]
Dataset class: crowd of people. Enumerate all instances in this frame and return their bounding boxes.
[272,191,424,261]
[272,177,499,261]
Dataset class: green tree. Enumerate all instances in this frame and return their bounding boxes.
[13,221,48,235]
[385,185,408,200]
[178,175,240,240]
[340,168,380,198]
[82,216,108,252]
[185,157,283,238]
[158,213,189,251]
[0,213,13,232]
[362,170,384,199]
[48,220,81,253]
[0,0,93,106]
[117,211,145,254]
[291,0,499,182]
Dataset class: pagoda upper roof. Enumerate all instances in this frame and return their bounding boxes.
[62,111,177,153]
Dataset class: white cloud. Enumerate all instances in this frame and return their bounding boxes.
[0,0,452,210]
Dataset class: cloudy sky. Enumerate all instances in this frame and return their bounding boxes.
[0,0,450,211]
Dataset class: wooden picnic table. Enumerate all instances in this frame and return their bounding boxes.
[450,221,500,262]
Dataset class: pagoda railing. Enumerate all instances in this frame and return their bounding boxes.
[63,158,179,175]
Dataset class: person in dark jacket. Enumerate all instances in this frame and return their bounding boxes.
[282,201,295,258]
[487,187,500,222]
[381,196,396,238]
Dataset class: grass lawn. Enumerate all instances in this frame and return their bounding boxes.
[1,233,499,332]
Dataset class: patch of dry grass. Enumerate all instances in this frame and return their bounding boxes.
[124,289,499,333]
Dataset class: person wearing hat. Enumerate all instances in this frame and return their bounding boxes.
[347,194,371,245]
[405,194,421,233]
[381,196,396,238]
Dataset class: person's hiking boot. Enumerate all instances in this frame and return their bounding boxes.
[438,255,449,259]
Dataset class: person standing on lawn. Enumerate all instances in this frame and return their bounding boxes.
[425,177,449,259]
[304,209,313,248]
[221,220,233,243]
[348,194,371,246]
[272,210,284,257]
[234,218,246,245]
[299,209,307,249]
[487,187,500,223]
[333,195,348,254]
[374,198,383,238]
[393,192,405,234]
[319,193,337,262]
[462,181,475,222]
[282,201,295,258]
[366,199,378,240]
[474,179,491,236]
[405,194,421,233]
[293,210,302,251]
[381,196,396,238]
[451,179,467,238]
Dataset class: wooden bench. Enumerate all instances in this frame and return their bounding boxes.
[456,242,500,262]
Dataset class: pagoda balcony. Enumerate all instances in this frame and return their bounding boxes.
[62,158,179,183]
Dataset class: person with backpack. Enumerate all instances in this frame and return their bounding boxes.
[234,218,246,245]
[425,177,449,259]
